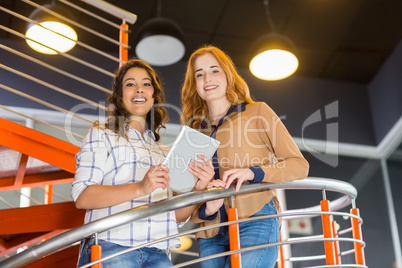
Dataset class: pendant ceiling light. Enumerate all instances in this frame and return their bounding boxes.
[25,3,77,54]
[135,0,185,66]
[249,0,298,81]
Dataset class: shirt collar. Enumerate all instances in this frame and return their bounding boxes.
[128,125,156,141]
[201,103,246,129]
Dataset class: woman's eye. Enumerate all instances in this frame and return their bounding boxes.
[196,73,203,78]
[126,82,135,87]
[212,69,219,74]
[143,82,152,87]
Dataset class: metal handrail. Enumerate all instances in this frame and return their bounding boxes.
[81,210,364,267]
[172,237,366,268]
[0,177,357,268]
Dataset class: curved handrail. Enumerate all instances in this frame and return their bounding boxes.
[81,210,364,268]
[172,237,366,268]
[0,177,357,268]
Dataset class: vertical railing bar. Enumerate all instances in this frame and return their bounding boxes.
[119,21,129,67]
[44,185,53,204]
[380,159,402,268]
[40,186,73,202]
[350,208,365,265]
[332,220,341,265]
[321,199,336,265]
[228,196,242,268]
[277,188,292,268]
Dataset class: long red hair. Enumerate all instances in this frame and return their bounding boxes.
[181,45,254,129]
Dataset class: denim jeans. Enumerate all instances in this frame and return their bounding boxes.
[198,199,279,268]
[77,237,172,268]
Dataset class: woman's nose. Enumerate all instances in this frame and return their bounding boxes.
[136,88,143,93]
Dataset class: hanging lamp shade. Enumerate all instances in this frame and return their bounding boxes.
[249,33,298,81]
[135,17,185,66]
[25,4,77,54]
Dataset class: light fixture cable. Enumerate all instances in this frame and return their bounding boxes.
[249,0,299,80]
[157,0,162,17]
[264,0,275,33]
[135,0,186,66]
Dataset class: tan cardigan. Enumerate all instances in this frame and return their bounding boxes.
[190,102,309,239]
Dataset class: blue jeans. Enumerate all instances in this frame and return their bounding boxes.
[77,237,172,268]
[198,199,279,268]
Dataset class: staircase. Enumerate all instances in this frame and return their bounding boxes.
[0,0,146,266]
[0,1,132,264]
[0,117,85,266]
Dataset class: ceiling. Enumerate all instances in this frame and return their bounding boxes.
[0,0,401,149]
[2,0,402,84]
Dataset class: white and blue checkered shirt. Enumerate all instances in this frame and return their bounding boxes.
[71,126,181,249]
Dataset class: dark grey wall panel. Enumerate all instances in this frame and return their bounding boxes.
[368,40,402,144]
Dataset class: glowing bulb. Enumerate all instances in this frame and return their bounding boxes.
[249,49,298,81]
[26,21,77,54]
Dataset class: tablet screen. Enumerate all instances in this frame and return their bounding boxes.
[163,126,220,193]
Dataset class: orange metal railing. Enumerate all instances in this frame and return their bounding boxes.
[321,198,336,265]
[0,178,367,268]
[228,205,242,268]
[351,207,366,266]
[119,23,129,67]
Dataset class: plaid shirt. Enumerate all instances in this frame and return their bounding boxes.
[71,126,180,249]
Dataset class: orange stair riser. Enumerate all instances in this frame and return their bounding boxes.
[0,117,79,173]
[0,202,85,234]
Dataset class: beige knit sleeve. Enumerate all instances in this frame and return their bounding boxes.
[256,102,309,183]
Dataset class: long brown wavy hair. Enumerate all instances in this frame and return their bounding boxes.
[96,59,169,141]
[181,45,254,129]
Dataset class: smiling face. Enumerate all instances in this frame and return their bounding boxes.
[122,67,155,120]
[194,53,229,106]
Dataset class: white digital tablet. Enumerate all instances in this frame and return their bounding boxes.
[162,126,220,194]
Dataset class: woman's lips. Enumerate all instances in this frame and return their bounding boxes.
[204,85,217,91]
